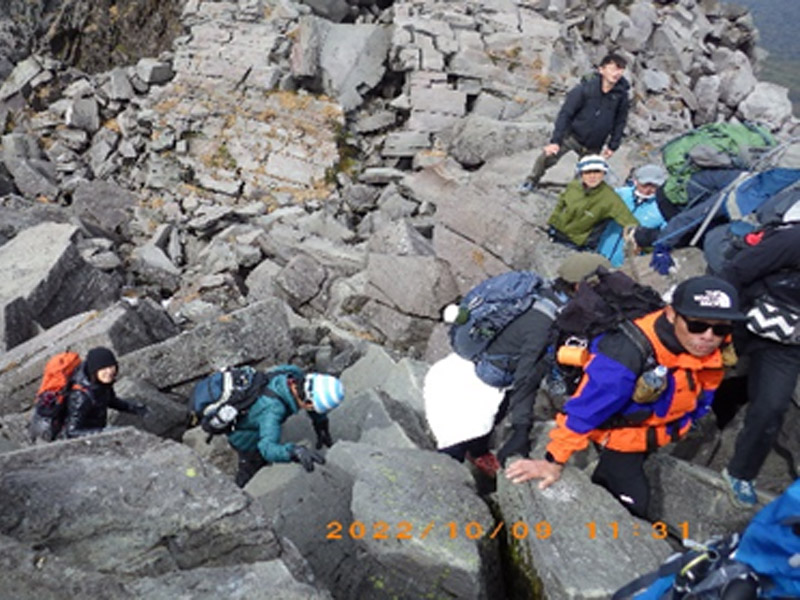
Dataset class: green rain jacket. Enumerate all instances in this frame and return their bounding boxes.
[547,179,638,248]
[227,364,326,463]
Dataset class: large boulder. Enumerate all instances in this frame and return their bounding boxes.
[0,222,121,350]
[497,467,672,599]
[251,441,503,599]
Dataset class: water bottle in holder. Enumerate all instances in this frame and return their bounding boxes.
[632,365,668,404]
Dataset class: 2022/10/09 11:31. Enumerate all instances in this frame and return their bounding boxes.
[585,521,690,540]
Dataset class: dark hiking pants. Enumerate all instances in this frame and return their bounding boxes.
[591,448,650,519]
[527,133,600,185]
[235,448,268,488]
[727,336,800,481]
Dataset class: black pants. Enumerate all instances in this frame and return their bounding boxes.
[727,336,800,481]
[591,448,650,519]
[235,448,268,488]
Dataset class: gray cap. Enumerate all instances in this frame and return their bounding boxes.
[633,164,667,186]
[557,252,612,283]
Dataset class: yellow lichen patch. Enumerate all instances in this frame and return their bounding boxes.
[471,250,486,268]
[532,72,553,93]
[104,118,121,133]
[273,91,314,111]
[154,96,181,114]
[109,4,119,21]
[255,108,278,122]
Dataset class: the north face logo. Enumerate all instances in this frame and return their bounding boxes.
[693,290,732,308]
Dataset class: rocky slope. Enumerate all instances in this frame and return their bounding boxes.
[0,0,797,598]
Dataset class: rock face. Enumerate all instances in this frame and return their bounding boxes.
[0,0,797,598]
[0,428,327,599]
[497,470,672,599]
[251,441,503,600]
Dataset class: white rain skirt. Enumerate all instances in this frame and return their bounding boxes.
[423,352,506,449]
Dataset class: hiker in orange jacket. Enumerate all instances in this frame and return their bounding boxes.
[505,276,745,517]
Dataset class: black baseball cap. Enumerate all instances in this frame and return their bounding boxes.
[671,276,746,321]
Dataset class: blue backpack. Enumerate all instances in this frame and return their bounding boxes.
[613,480,800,599]
[188,366,271,439]
[448,271,560,387]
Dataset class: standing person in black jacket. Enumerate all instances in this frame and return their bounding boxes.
[63,347,148,438]
[719,217,800,508]
[522,53,630,190]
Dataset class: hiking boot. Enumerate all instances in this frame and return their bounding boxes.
[722,468,758,508]
[519,180,537,193]
[469,452,501,478]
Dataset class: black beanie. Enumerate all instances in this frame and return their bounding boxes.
[85,347,118,376]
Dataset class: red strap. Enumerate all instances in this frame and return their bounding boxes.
[744,231,765,246]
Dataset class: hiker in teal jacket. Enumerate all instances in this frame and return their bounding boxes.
[548,155,638,249]
[227,364,345,487]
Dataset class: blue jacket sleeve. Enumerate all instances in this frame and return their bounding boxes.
[562,341,639,434]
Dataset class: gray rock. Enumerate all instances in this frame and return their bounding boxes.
[366,253,457,319]
[274,254,327,311]
[382,131,431,158]
[360,298,435,352]
[103,67,135,101]
[119,299,294,388]
[136,58,175,85]
[298,0,350,22]
[447,115,540,168]
[342,183,381,214]
[3,157,59,200]
[2,132,43,160]
[0,56,43,100]
[319,22,392,111]
[0,222,120,346]
[245,258,281,301]
[641,68,670,93]
[129,559,332,600]
[644,453,773,541]
[111,377,188,440]
[693,74,721,125]
[497,466,672,599]
[254,441,502,599]
[738,81,793,130]
[366,220,434,256]
[358,167,406,185]
[718,50,757,107]
[0,429,284,574]
[65,97,101,133]
[71,179,136,238]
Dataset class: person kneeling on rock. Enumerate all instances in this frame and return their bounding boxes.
[227,365,345,488]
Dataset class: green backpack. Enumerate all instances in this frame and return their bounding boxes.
[661,122,776,206]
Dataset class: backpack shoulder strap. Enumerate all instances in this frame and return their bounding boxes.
[617,320,656,373]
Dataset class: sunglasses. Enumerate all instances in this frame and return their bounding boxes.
[680,316,733,337]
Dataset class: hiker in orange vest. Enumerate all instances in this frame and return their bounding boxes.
[506,276,744,517]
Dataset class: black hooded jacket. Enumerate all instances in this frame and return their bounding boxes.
[550,73,630,151]
[62,361,139,438]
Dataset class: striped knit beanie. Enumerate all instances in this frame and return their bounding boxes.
[304,373,345,414]
[577,154,608,173]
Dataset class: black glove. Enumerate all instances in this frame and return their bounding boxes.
[313,420,333,449]
[497,425,531,466]
[131,402,149,417]
[290,445,325,472]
